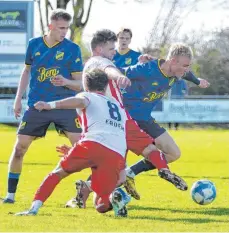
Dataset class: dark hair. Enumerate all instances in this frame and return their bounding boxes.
[50,9,72,22]
[91,29,117,50]
[84,69,109,92]
[117,28,133,38]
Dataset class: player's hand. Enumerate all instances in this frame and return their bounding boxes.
[56,144,71,157]
[117,75,131,89]
[13,98,22,119]
[34,101,51,111]
[51,75,69,87]
[198,78,210,88]
[138,54,155,63]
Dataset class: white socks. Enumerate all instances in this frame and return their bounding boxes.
[6,192,15,201]
[31,200,43,212]
[125,167,136,178]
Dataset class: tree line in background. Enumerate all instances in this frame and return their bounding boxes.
[37,0,229,96]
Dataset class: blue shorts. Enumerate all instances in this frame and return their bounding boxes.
[18,107,82,137]
[136,117,166,139]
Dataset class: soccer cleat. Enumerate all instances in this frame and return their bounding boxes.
[109,190,127,217]
[123,176,140,200]
[115,187,131,205]
[117,205,128,217]
[65,180,91,209]
[14,209,37,216]
[1,198,15,204]
[158,168,188,191]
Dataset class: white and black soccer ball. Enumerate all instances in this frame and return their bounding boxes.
[191,180,216,205]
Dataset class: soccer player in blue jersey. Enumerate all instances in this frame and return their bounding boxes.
[122,43,210,199]
[2,9,83,204]
[113,28,141,67]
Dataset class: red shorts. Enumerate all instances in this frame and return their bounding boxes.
[61,141,125,197]
[126,119,154,155]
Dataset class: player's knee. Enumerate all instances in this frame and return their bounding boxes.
[13,143,29,159]
[142,144,158,157]
[169,147,181,162]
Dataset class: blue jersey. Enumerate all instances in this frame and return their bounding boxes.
[25,37,83,107]
[169,79,188,99]
[113,49,141,67]
[122,59,178,121]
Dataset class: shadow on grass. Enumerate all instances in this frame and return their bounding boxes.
[144,173,229,180]
[127,215,226,223]
[129,205,229,217]
[0,161,55,166]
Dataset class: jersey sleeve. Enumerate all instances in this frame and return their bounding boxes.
[122,61,153,79]
[70,44,83,73]
[25,39,34,66]
[183,71,200,85]
[76,92,91,102]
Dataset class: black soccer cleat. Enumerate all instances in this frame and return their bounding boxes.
[158,168,188,191]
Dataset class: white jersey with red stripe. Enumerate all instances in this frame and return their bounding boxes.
[76,92,127,158]
[83,56,124,106]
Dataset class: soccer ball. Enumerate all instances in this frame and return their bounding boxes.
[191,180,216,205]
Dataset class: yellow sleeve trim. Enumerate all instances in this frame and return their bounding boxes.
[71,71,82,74]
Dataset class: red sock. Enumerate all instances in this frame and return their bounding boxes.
[147,151,168,170]
[33,173,61,202]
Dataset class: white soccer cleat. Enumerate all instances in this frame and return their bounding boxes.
[14,209,37,216]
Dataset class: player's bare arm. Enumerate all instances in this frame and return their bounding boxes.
[51,72,82,91]
[14,65,31,119]
[34,96,89,111]
[104,66,131,88]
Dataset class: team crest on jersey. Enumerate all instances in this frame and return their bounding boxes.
[55,51,64,60]
[35,52,40,56]
[125,58,132,65]
[152,82,158,86]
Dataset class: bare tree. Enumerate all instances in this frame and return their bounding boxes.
[143,0,201,52]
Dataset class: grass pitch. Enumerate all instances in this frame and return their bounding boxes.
[0,124,228,232]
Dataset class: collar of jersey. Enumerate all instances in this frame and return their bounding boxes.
[158,59,172,78]
[118,48,130,55]
[43,36,61,48]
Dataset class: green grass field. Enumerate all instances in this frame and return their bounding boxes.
[0,125,228,232]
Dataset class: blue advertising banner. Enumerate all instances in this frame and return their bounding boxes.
[152,99,229,123]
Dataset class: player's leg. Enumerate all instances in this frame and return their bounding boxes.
[15,141,94,216]
[90,144,126,216]
[124,119,187,199]
[125,119,180,180]
[53,109,82,145]
[2,108,51,203]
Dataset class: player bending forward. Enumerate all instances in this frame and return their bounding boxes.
[14,69,130,217]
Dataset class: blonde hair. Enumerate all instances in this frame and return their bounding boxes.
[167,43,193,60]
